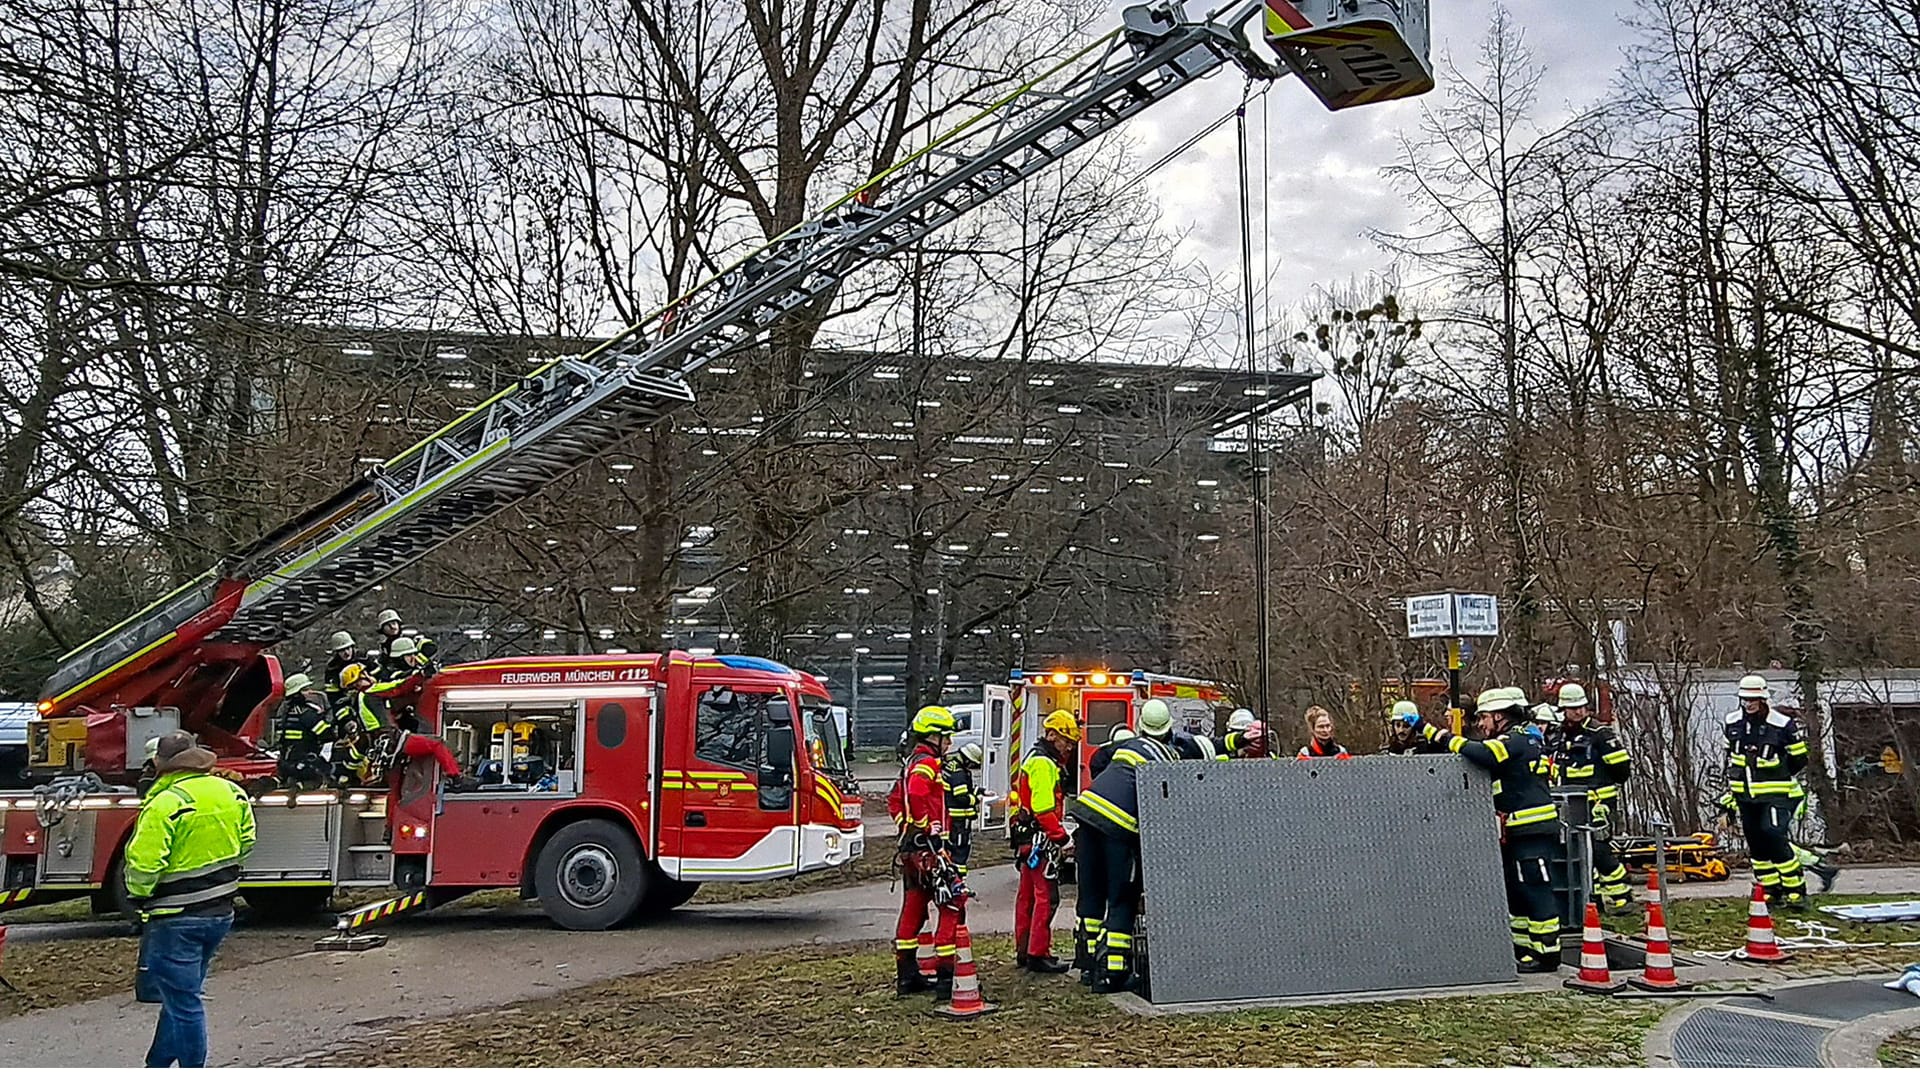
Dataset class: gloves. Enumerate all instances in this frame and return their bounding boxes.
[1718,792,1738,812]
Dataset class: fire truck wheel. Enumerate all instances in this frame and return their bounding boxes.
[92,851,138,921]
[535,819,649,930]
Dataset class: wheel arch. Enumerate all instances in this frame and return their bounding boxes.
[518,801,647,900]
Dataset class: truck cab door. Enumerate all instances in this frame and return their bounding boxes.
[981,684,1013,830]
[661,684,801,881]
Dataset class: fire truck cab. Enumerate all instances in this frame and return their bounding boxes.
[1,651,862,932]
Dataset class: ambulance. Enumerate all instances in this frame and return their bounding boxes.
[969,668,1231,827]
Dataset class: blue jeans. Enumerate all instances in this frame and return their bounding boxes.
[140,913,232,1068]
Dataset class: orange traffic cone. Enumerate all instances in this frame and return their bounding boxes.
[916,931,937,979]
[1563,902,1620,993]
[1735,881,1790,963]
[1631,869,1681,992]
[931,925,996,1019]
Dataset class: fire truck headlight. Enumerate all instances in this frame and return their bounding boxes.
[1050,672,1069,686]
[1089,672,1109,686]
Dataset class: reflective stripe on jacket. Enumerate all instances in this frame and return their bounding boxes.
[1013,744,1070,842]
[1724,708,1808,802]
[1072,735,1178,836]
[1550,722,1631,804]
[124,772,256,917]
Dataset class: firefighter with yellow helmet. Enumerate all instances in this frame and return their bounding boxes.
[1010,709,1078,974]
[888,704,967,999]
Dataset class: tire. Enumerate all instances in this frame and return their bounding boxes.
[639,873,700,918]
[93,851,139,924]
[534,819,649,931]
[242,886,333,923]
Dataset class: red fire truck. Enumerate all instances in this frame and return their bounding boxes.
[1,652,861,932]
[1,0,1428,935]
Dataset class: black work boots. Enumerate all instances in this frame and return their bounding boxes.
[894,953,933,998]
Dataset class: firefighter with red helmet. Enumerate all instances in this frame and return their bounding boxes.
[1011,709,1077,974]
[888,705,965,998]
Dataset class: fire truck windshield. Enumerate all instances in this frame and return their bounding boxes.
[801,697,848,779]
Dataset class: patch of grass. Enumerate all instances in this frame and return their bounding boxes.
[306,936,1668,1068]
[0,897,97,925]
[1879,1027,1920,1067]
[1665,893,1920,949]
[0,929,312,1019]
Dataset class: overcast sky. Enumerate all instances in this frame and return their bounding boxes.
[1124,0,1639,322]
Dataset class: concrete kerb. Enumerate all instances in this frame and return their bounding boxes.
[1824,1002,1920,1068]
[1104,975,1561,1017]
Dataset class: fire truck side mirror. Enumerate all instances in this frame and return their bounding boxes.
[761,725,795,812]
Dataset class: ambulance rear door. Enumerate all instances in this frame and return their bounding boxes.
[980,684,1013,830]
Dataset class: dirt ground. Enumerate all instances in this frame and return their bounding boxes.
[296,934,1668,1068]
[7,861,1920,1067]
[0,929,313,1020]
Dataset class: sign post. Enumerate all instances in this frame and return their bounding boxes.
[1405,593,1501,734]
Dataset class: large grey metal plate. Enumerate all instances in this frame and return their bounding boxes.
[1671,1008,1825,1068]
[1135,756,1517,1004]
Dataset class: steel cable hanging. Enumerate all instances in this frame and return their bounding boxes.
[1236,79,1274,741]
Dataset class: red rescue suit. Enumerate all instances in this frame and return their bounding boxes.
[1011,741,1071,962]
[890,741,962,978]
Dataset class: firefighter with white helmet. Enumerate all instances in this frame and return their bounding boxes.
[942,740,985,876]
[275,673,333,790]
[323,630,359,706]
[373,609,434,670]
[1011,710,1077,974]
[1398,686,1563,973]
[1546,682,1635,914]
[1718,674,1818,907]
[1226,707,1266,758]
[1070,698,1256,991]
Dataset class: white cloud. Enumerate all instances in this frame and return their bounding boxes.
[1118,0,1639,318]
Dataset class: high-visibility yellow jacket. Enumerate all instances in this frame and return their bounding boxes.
[124,772,256,917]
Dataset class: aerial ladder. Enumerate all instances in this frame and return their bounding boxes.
[29,0,1432,779]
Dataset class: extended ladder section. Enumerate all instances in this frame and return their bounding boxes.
[41,0,1432,712]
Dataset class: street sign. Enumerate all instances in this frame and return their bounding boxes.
[1405,594,1455,639]
[1454,594,1500,637]
[1405,593,1501,639]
